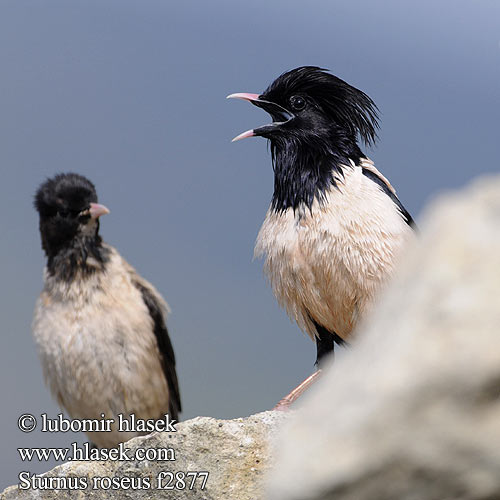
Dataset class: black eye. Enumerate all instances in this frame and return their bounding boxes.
[58,209,69,218]
[78,213,91,224]
[289,95,306,111]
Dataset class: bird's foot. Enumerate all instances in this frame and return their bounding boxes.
[272,397,294,412]
[271,370,323,411]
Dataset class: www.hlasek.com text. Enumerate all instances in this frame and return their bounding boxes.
[19,441,176,462]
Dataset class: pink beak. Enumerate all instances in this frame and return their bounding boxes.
[227,93,262,141]
[231,129,255,142]
[89,203,110,219]
[226,92,261,102]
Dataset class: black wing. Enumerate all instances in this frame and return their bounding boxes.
[361,167,417,230]
[134,282,182,420]
[309,314,346,367]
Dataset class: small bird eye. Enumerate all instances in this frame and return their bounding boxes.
[289,95,306,111]
[78,213,91,224]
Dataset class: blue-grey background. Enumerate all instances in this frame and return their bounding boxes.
[1,0,498,489]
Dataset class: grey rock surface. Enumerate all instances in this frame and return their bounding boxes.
[266,175,500,500]
[2,411,288,499]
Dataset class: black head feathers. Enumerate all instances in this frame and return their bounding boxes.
[35,173,98,218]
[261,66,379,148]
[34,173,110,278]
[229,66,382,212]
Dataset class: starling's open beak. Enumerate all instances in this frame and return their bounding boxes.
[227,93,294,142]
[89,203,110,219]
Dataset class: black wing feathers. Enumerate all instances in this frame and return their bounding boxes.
[135,282,182,419]
[361,168,417,230]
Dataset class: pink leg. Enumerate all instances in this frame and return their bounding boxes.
[273,370,323,411]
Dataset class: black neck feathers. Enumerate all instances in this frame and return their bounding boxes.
[46,233,110,283]
[270,138,365,213]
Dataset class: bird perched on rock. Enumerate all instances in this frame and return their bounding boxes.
[33,173,181,446]
[228,66,416,407]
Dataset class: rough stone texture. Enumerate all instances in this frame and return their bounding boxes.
[266,175,500,500]
[2,411,288,499]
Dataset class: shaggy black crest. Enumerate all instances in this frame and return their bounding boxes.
[34,173,109,280]
[262,66,379,147]
[256,66,380,212]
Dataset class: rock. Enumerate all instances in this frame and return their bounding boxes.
[266,175,500,500]
[2,411,288,500]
